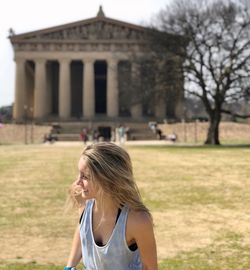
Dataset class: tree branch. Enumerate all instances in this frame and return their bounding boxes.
[221,109,250,118]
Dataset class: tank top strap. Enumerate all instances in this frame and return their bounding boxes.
[116,205,129,239]
[79,199,94,227]
[120,205,129,221]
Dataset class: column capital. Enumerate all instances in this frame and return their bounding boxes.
[14,57,26,64]
[83,58,95,64]
[34,58,47,66]
[107,58,119,66]
[59,58,71,64]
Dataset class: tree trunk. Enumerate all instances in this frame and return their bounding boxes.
[205,113,221,145]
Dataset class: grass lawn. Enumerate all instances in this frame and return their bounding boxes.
[0,144,250,270]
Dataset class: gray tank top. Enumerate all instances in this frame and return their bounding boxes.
[79,199,142,270]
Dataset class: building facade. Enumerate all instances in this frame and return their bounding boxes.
[10,7,184,122]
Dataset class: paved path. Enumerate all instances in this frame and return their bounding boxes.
[44,140,175,147]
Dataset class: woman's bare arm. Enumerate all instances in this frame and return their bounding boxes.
[66,225,82,267]
[65,204,85,268]
[129,211,158,270]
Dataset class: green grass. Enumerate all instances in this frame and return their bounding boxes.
[0,144,250,269]
[159,231,250,270]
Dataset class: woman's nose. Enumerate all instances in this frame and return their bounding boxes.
[76,178,82,185]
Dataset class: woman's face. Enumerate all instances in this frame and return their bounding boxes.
[76,157,98,200]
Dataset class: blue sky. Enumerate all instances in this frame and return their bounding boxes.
[0,0,170,107]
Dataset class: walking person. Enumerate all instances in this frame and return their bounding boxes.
[80,128,88,145]
[118,124,126,144]
[64,142,157,270]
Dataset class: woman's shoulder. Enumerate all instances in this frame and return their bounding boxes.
[127,209,153,232]
[126,210,154,247]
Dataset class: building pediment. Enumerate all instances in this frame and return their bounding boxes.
[10,16,147,44]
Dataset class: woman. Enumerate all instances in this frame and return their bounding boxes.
[65,142,157,270]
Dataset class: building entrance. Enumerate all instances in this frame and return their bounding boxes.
[71,61,83,118]
[47,61,59,116]
[94,61,107,114]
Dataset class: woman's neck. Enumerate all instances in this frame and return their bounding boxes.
[93,196,118,217]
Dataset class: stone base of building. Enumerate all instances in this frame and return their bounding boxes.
[40,119,164,142]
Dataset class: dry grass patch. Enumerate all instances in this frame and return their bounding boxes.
[0,144,250,269]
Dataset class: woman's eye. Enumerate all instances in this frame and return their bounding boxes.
[80,174,88,180]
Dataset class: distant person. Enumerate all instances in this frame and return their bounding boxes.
[125,126,130,141]
[111,128,116,142]
[156,128,162,140]
[167,132,177,142]
[148,122,157,134]
[64,142,157,270]
[80,128,88,145]
[43,132,57,143]
[93,129,100,143]
[118,124,126,144]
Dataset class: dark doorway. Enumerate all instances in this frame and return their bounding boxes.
[47,61,59,115]
[98,126,111,141]
[94,61,107,114]
[71,61,83,118]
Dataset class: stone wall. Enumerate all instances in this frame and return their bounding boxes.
[0,124,51,144]
[159,122,250,144]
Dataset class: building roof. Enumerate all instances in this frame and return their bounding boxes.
[9,6,147,43]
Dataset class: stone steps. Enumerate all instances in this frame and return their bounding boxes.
[50,121,157,141]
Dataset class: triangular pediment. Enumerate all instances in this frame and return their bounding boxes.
[10,16,147,43]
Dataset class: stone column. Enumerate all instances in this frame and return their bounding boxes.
[175,91,185,119]
[45,63,52,116]
[13,58,26,120]
[155,98,166,119]
[175,71,185,119]
[154,63,166,119]
[107,59,118,117]
[59,59,71,118]
[83,59,95,118]
[131,62,142,119]
[34,59,47,119]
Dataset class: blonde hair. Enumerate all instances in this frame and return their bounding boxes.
[70,142,150,217]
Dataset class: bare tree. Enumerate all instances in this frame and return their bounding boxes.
[152,0,250,144]
[118,50,185,120]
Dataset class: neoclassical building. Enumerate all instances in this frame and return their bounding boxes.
[10,7,184,122]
